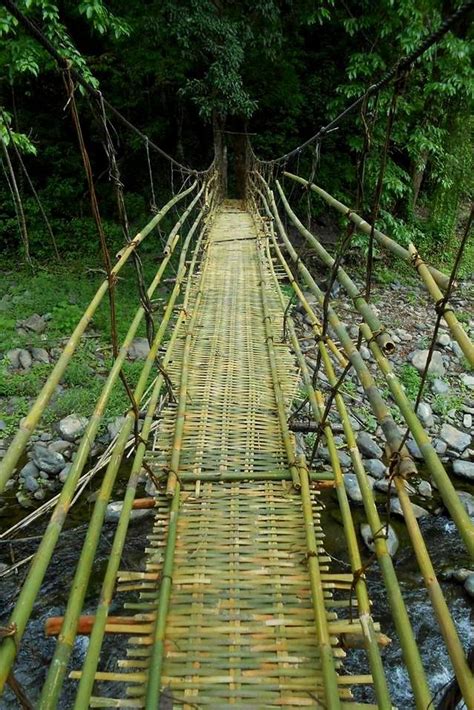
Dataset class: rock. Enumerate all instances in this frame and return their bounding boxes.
[363,459,387,479]
[463,414,472,429]
[406,438,423,460]
[33,488,46,501]
[31,444,65,475]
[461,374,474,390]
[0,420,6,432]
[411,349,445,377]
[6,348,21,368]
[390,498,429,519]
[349,416,361,432]
[18,349,33,369]
[105,500,154,523]
[360,345,371,361]
[19,461,39,479]
[453,460,474,481]
[464,574,474,598]
[457,491,474,517]
[107,416,126,441]
[360,523,398,557]
[319,447,351,468]
[127,337,150,361]
[343,473,374,503]
[16,490,34,509]
[417,402,434,428]
[431,379,449,395]
[49,439,72,456]
[417,480,432,498]
[19,313,47,334]
[373,478,396,496]
[436,332,451,347]
[24,475,39,493]
[58,414,88,442]
[440,423,471,453]
[59,463,73,483]
[357,432,383,459]
[434,438,447,455]
[453,568,474,583]
[31,347,50,364]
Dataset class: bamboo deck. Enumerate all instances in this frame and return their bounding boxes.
[84,203,381,708]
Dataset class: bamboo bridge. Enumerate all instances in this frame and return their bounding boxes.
[0,165,473,709]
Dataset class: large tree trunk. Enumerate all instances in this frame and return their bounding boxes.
[212,111,227,197]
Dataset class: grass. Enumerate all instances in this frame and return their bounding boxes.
[0,255,173,438]
[398,364,422,402]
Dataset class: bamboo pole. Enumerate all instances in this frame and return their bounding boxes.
[408,243,474,367]
[262,233,392,708]
[0,181,198,492]
[274,179,395,355]
[0,190,207,697]
[359,321,474,554]
[253,182,473,706]
[283,172,451,291]
[70,206,210,710]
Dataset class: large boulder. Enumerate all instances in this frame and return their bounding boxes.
[31,445,65,475]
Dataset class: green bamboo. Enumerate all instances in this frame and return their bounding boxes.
[298,458,342,710]
[71,247,207,707]
[283,172,451,291]
[254,232,301,489]
[0,189,207,696]
[408,243,474,366]
[0,181,198,492]
[144,485,181,709]
[274,179,395,354]
[171,470,335,482]
[360,321,474,555]
[263,234,391,709]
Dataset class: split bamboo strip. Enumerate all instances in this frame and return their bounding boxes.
[274,179,394,354]
[70,200,210,710]
[37,195,212,708]
[407,243,474,366]
[262,234,391,708]
[0,180,198,491]
[254,233,301,489]
[283,172,451,291]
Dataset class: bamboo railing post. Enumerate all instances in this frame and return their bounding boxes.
[0,182,199,492]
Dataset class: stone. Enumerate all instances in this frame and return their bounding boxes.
[360,523,398,557]
[24,475,39,493]
[453,460,474,481]
[457,491,474,518]
[436,332,451,347]
[390,498,429,519]
[59,463,73,484]
[431,379,449,395]
[411,349,445,377]
[434,438,448,455]
[357,432,383,459]
[417,402,434,428]
[348,416,361,432]
[417,480,432,498]
[105,500,154,523]
[33,488,46,501]
[452,568,474,583]
[107,416,126,441]
[343,473,374,503]
[319,447,351,468]
[18,349,33,369]
[19,461,39,479]
[360,345,371,361]
[127,337,150,361]
[0,420,6,432]
[19,313,47,334]
[461,374,474,390]
[363,459,387,479]
[58,414,88,442]
[464,574,474,598]
[6,348,21,368]
[406,438,423,460]
[49,439,72,456]
[440,423,471,453]
[31,347,50,364]
[31,444,65,475]
[463,414,472,429]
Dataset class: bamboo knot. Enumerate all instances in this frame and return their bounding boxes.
[434,297,453,317]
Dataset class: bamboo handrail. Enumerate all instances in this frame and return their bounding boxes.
[0,181,199,492]
[283,172,451,290]
[274,179,395,355]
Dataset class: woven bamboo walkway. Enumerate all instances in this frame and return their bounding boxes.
[80,203,380,708]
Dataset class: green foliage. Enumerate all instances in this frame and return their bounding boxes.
[398,364,422,402]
